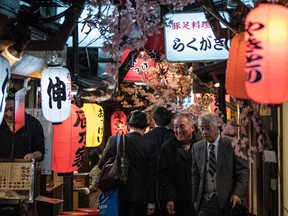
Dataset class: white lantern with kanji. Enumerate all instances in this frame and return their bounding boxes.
[41,66,72,123]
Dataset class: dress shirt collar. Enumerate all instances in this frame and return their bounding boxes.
[207,135,220,148]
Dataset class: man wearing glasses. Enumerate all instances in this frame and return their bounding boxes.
[191,112,249,216]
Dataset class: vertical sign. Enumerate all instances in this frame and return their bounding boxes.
[14,88,25,132]
[26,108,53,175]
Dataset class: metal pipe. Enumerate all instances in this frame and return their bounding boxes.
[201,5,237,34]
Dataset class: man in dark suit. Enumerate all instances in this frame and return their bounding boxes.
[158,112,202,216]
[144,106,174,216]
[191,112,249,216]
[99,111,157,216]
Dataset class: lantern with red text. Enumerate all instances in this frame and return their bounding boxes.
[81,103,104,147]
[245,3,288,104]
[111,110,127,136]
[0,56,10,124]
[225,32,250,100]
[52,104,86,173]
[41,66,72,123]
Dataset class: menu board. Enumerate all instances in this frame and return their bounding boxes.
[0,161,34,201]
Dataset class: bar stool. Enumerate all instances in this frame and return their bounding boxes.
[75,208,99,216]
[60,211,89,215]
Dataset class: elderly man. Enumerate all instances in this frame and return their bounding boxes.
[192,112,249,216]
[158,112,202,216]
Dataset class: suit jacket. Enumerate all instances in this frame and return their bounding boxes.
[191,136,249,209]
[144,127,174,162]
[99,132,157,204]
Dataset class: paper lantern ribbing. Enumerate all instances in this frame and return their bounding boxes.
[111,110,127,136]
[225,32,250,100]
[52,104,86,173]
[41,66,72,123]
[81,103,104,147]
[0,56,10,124]
[245,3,288,104]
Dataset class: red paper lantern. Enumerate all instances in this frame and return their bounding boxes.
[245,3,288,104]
[225,32,250,100]
[144,28,165,54]
[52,104,86,173]
[41,66,72,123]
[0,56,10,124]
[110,110,127,136]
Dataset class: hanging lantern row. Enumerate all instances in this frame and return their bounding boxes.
[81,103,104,147]
[226,3,288,104]
[52,104,86,173]
[0,56,11,124]
[111,110,127,136]
[41,65,72,123]
[244,3,288,104]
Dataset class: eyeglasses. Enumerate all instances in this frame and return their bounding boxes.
[199,125,215,132]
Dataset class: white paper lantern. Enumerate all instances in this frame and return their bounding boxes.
[41,66,71,123]
[0,56,11,124]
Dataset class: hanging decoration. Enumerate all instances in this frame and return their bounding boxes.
[81,103,104,147]
[123,51,155,82]
[245,3,288,104]
[52,104,86,173]
[225,32,250,100]
[110,110,127,136]
[41,65,72,123]
[0,56,11,124]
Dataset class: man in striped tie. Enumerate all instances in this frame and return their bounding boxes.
[191,112,249,216]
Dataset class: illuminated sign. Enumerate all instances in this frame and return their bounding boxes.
[164,12,230,62]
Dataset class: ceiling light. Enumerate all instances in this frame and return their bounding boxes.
[2,45,23,66]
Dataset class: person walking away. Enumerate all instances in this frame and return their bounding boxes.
[98,111,157,216]
[144,106,174,216]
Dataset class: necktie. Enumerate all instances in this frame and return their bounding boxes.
[209,144,216,177]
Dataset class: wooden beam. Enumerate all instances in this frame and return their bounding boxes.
[24,0,86,51]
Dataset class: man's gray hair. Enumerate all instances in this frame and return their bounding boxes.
[197,112,218,127]
[173,112,195,126]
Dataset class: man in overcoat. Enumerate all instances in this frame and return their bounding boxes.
[158,112,202,216]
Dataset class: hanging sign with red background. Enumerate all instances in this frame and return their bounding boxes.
[122,50,155,82]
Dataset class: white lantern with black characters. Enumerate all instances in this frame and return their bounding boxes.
[0,56,11,124]
[41,66,71,123]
